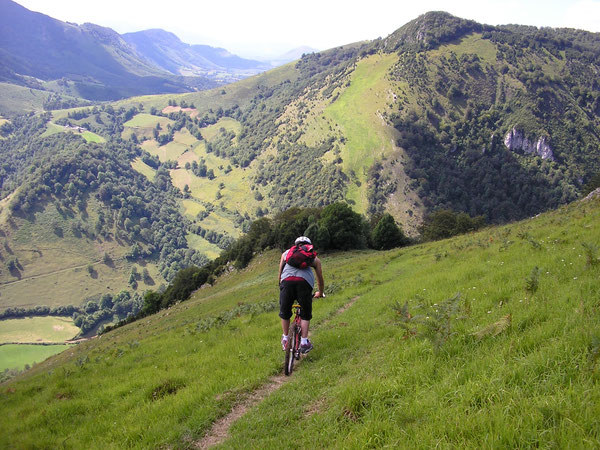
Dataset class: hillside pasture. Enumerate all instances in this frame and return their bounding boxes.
[161,106,198,117]
[325,53,400,213]
[1,198,599,447]
[0,83,51,116]
[200,117,242,142]
[0,316,79,344]
[0,344,71,372]
[141,129,195,163]
[0,201,163,311]
[185,233,221,260]
[199,210,242,238]
[130,157,156,181]
[40,122,105,143]
[122,113,174,141]
[181,199,206,218]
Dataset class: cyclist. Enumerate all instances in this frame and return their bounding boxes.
[278,236,324,354]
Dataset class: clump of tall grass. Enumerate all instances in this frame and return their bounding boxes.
[392,293,463,353]
[525,266,541,295]
[582,242,599,267]
[195,301,277,333]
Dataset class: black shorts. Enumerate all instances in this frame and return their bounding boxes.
[279,279,313,321]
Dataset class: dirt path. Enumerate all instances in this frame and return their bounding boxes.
[0,260,102,287]
[194,295,360,449]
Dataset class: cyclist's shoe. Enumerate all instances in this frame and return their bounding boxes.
[281,336,289,351]
[300,340,313,354]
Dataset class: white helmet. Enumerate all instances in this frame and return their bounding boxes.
[295,236,312,245]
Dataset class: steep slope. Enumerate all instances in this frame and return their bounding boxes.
[1,195,599,447]
[122,29,270,82]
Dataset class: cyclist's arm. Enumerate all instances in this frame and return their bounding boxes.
[278,253,286,284]
[312,257,325,297]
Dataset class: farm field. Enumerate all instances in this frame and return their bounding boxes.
[0,316,79,343]
[0,344,71,372]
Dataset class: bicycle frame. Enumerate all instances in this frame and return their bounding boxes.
[284,302,302,376]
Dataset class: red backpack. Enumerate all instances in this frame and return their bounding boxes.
[285,244,316,269]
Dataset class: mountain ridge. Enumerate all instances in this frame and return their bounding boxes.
[122,29,271,82]
[0,0,273,100]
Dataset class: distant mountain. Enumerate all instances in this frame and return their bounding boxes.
[122,29,270,82]
[0,0,213,100]
[269,46,319,66]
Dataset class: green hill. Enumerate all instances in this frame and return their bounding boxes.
[1,193,599,447]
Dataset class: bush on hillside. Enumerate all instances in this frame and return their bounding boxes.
[420,209,486,241]
[371,213,408,250]
[317,202,368,250]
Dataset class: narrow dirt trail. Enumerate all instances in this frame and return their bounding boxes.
[0,260,103,287]
[194,296,360,449]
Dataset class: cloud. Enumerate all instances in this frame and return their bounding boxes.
[564,0,600,31]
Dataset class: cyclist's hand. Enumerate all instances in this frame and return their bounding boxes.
[313,291,325,298]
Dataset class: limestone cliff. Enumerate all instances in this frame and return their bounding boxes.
[504,128,555,161]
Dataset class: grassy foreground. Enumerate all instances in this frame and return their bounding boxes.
[1,196,599,448]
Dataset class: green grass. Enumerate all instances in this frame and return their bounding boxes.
[141,129,195,162]
[0,317,79,344]
[40,122,64,138]
[0,197,599,447]
[40,122,105,143]
[186,233,221,260]
[81,131,105,143]
[130,157,156,181]
[325,53,399,213]
[0,344,71,371]
[0,83,51,116]
[201,118,242,141]
[432,33,498,65]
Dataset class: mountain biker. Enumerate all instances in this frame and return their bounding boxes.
[279,236,324,354]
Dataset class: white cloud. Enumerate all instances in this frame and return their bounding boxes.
[564,0,600,31]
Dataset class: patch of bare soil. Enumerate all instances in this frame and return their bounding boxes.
[195,375,286,449]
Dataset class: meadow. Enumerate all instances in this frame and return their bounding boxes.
[0,195,598,448]
[0,316,79,344]
[0,344,72,372]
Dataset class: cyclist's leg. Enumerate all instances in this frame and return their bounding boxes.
[279,281,295,346]
[296,281,313,341]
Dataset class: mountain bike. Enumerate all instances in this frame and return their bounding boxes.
[284,302,302,376]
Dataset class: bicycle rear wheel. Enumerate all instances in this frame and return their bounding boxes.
[284,327,296,376]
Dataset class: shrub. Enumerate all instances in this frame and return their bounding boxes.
[371,214,407,250]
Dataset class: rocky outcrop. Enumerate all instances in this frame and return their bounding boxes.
[504,128,555,161]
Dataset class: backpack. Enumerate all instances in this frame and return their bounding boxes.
[285,244,316,269]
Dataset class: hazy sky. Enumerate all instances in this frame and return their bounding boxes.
[14,0,600,60]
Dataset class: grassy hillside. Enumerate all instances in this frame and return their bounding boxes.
[1,194,599,447]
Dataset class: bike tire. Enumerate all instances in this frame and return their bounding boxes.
[284,327,296,376]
